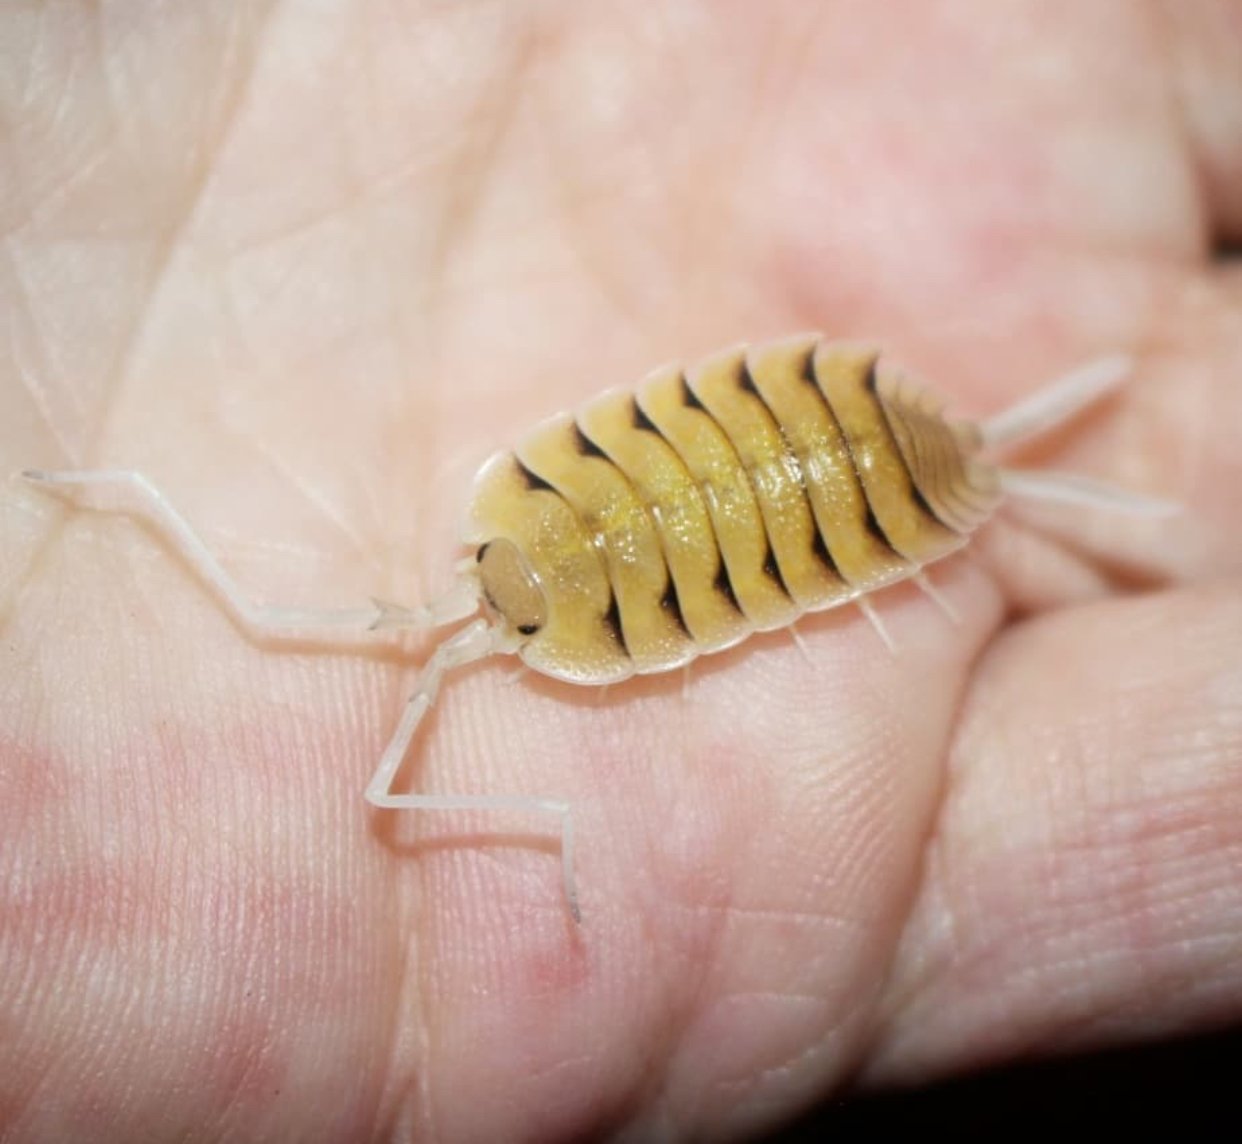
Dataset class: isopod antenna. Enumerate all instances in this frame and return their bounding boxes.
[19,468,480,636]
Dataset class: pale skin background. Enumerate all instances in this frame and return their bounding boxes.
[2,1,1242,1140]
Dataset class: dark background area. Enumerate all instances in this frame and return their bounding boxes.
[771,1024,1241,1139]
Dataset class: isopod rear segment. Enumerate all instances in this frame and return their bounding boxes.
[20,335,1177,922]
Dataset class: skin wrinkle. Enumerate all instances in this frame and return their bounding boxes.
[623,771,755,1126]
[9,144,111,237]
[87,8,272,471]
[660,17,757,321]
[220,188,371,259]
[351,37,427,619]
[980,950,1170,1055]
[423,15,538,296]
[709,1004,844,1104]
[526,17,720,335]
[358,21,467,594]
[240,429,372,561]
[4,242,82,454]
[537,133,647,332]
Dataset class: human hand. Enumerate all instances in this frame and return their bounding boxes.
[3,3,1241,1140]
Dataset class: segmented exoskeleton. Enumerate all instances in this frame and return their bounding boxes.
[470,336,999,684]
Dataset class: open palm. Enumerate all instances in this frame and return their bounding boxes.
[4,3,1241,1140]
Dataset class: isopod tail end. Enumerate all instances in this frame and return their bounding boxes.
[998,469,1181,518]
[980,354,1132,451]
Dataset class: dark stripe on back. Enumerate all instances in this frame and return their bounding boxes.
[577,401,695,652]
[799,344,818,386]
[737,360,761,397]
[810,528,840,577]
[633,388,739,624]
[679,372,706,411]
[727,354,798,598]
[713,560,743,613]
[516,459,556,493]
[762,543,790,595]
[659,579,692,637]
[863,504,893,549]
[802,350,906,561]
[794,342,852,576]
[602,594,628,655]
[631,397,660,433]
[679,361,794,602]
[573,423,607,458]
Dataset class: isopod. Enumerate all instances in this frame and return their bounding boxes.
[21,334,1175,921]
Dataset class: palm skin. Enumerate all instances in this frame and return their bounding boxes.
[3,2,1242,1140]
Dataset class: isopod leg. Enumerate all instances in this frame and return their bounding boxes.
[913,569,961,625]
[365,617,581,923]
[20,468,477,635]
[856,597,897,654]
[788,623,813,664]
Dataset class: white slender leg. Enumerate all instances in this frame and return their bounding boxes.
[856,596,897,654]
[366,618,580,923]
[503,663,531,685]
[913,569,961,625]
[788,623,813,664]
[21,468,478,635]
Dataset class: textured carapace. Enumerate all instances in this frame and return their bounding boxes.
[467,335,1002,685]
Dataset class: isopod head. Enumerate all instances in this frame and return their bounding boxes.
[466,444,636,686]
[476,537,547,639]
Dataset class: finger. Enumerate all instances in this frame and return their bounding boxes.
[864,580,1242,1085]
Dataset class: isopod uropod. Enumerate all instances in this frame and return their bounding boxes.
[22,334,1175,922]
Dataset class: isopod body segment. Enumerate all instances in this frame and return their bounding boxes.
[469,335,1001,684]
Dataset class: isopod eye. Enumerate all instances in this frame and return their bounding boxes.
[476,538,547,639]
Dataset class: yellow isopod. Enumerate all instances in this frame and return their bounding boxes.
[22,334,1174,921]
